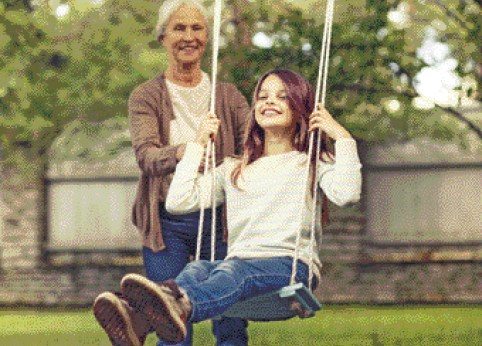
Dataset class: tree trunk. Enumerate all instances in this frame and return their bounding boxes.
[231,0,254,48]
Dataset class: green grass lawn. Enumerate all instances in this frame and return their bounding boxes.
[0,305,481,346]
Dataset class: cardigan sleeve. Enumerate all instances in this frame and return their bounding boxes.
[318,138,362,207]
[128,84,180,176]
[229,84,250,155]
[165,142,226,214]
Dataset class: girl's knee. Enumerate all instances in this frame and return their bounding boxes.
[213,259,243,274]
[183,260,209,273]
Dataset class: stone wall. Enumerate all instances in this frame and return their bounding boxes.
[0,162,145,305]
[0,162,42,270]
[1,154,481,307]
[317,203,366,302]
[0,155,147,307]
[0,264,145,306]
[316,201,482,304]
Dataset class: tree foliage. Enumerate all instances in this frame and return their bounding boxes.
[217,0,482,143]
[0,0,165,177]
[0,0,481,178]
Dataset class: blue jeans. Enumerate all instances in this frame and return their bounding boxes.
[175,257,311,323]
[143,204,248,346]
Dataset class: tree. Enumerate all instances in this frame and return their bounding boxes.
[0,0,166,180]
[219,0,482,144]
[1,0,481,183]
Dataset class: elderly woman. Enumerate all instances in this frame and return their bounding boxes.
[93,1,249,346]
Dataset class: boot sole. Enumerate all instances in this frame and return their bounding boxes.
[121,274,187,345]
[93,292,142,346]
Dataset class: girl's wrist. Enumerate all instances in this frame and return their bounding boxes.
[176,143,187,161]
[184,142,206,161]
[194,137,205,147]
[331,128,352,141]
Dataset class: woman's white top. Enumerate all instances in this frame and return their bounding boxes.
[165,138,362,280]
[166,72,210,145]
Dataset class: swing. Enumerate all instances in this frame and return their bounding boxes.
[196,0,336,322]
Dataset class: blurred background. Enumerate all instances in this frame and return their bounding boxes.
[0,0,481,345]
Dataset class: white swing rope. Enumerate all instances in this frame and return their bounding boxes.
[195,0,223,262]
[195,142,211,261]
[290,0,335,290]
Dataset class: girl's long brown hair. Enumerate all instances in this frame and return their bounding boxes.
[231,69,334,227]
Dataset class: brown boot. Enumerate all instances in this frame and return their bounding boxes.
[93,291,152,346]
[121,274,192,345]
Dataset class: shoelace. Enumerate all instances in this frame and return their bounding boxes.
[160,279,183,300]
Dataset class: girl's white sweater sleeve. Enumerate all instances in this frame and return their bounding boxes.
[165,142,226,214]
[319,138,362,206]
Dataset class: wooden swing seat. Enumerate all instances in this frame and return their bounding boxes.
[214,283,322,321]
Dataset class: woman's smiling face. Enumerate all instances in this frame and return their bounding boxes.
[254,74,295,132]
[162,5,208,64]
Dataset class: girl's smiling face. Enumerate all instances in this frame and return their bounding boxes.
[254,74,295,133]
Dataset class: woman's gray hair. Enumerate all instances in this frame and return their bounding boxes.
[155,0,210,42]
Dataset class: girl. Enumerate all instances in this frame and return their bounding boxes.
[119,69,362,344]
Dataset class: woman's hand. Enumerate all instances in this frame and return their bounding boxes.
[195,112,221,147]
[309,104,352,140]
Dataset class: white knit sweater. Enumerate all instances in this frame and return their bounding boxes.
[166,72,210,145]
[165,139,362,280]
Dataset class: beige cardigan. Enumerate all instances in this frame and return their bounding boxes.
[128,73,250,252]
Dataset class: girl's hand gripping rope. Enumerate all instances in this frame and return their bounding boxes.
[308,104,352,141]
